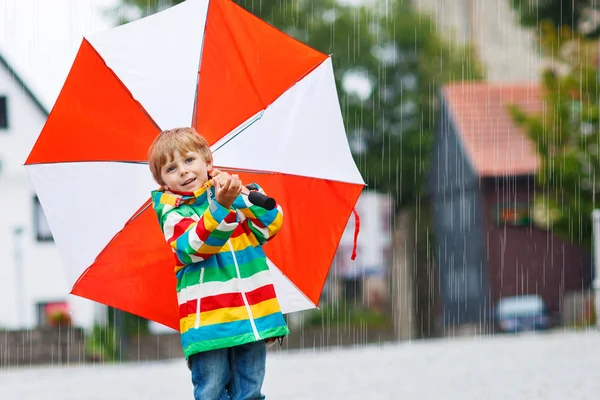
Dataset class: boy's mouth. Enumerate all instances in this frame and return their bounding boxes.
[182,177,196,186]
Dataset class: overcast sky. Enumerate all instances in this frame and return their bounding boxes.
[0,0,118,109]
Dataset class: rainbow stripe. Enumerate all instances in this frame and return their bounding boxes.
[152,183,289,357]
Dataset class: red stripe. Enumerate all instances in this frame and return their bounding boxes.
[246,285,277,306]
[178,286,276,318]
[250,218,267,229]
[179,292,246,317]
[230,224,247,239]
[194,217,213,242]
[179,299,197,317]
[167,217,195,243]
[202,292,245,312]
[224,212,237,223]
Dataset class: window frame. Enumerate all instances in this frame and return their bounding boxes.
[0,96,7,129]
[34,196,54,242]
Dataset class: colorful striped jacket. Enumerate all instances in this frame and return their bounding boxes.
[151,182,289,358]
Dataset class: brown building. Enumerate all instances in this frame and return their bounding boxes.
[428,82,592,329]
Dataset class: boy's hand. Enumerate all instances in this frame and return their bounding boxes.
[212,170,242,209]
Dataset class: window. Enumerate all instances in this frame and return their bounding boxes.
[0,96,7,129]
[34,196,53,241]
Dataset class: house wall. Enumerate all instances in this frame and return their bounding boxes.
[429,97,489,327]
[482,177,592,315]
[0,58,96,329]
[413,0,543,83]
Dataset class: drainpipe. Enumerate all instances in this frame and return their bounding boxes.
[14,226,25,328]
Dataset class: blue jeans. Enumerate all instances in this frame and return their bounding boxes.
[189,340,266,400]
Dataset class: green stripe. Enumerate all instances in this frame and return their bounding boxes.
[248,205,267,218]
[210,227,235,241]
[184,333,256,357]
[248,221,267,243]
[260,326,290,340]
[183,327,290,358]
[176,258,270,291]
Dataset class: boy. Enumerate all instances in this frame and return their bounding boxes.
[147,127,289,400]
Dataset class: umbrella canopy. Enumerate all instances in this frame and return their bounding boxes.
[25,0,364,330]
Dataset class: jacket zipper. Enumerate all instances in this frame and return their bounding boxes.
[228,239,260,340]
[194,268,205,329]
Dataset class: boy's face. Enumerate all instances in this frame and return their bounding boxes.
[160,150,212,193]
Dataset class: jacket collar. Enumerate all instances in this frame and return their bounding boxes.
[152,181,214,208]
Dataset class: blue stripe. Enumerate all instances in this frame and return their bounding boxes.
[256,207,279,227]
[204,235,229,247]
[181,319,254,348]
[254,312,286,333]
[209,198,233,222]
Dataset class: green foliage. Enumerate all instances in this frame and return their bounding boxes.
[510,25,600,248]
[107,307,150,337]
[303,300,391,329]
[510,0,600,40]
[85,324,119,362]
[110,0,483,209]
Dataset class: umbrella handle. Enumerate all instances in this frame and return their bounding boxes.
[245,184,277,210]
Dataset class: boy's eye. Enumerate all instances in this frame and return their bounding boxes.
[166,166,176,173]
[186,157,195,163]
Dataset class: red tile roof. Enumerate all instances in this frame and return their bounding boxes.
[442,82,542,177]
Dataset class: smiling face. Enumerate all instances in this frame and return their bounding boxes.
[160,150,212,193]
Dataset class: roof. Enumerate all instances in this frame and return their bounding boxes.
[0,52,49,116]
[442,82,541,177]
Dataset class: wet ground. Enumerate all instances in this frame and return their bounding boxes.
[1,329,599,399]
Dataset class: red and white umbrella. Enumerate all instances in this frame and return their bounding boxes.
[25,0,364,330]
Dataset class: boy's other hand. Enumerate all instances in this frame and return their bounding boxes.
[213,171,242,209]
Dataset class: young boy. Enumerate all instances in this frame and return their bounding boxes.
[147,127,289,400]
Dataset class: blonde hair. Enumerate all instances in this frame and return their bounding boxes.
[148,127,212,186]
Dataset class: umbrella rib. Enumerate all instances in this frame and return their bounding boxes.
[210,110,263,154]
[84,38,162,131]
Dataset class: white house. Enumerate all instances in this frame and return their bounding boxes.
[0,51,96,330]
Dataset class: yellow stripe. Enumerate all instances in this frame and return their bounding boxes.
[228,235,257,251]
[201,305,249,326]
[179,299,282,333]
[267,212,283,237]
[202,210,220,231]
[250,298,281,319]
[239,208,255,219]
[180,315,197,333]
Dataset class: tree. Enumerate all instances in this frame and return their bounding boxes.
[111,0,483,337]
[510,0,600,39]
[510,25,600,248]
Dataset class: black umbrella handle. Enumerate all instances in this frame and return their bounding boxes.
[245,184,277,210]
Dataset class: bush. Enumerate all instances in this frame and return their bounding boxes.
[85,324,118,362]
[302,300,392,330]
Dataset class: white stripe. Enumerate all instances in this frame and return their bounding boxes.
[177,269,272,305]
[229,239,260,339]
[194,269,204,329]
[250,223,270,239]
[162,212,186,242]
[215,220,238,232]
